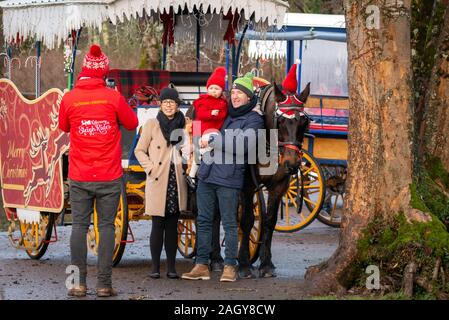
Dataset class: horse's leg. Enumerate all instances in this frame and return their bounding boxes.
[237,188,255,278]
[258,180,289,278]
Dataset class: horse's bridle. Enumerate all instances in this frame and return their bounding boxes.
[272,94,311,217]
[273,95,310,155]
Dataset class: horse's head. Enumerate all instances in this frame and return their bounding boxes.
[273,82,311,174]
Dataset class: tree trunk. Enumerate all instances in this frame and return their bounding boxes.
[305,0,416,294]
[421,5,449,172]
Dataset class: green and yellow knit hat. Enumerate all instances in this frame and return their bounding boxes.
[232,72,254,98]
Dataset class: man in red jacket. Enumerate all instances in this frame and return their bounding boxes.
[59,44,138,297]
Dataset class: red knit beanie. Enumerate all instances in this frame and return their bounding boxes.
[206,67,227,90]
[282,64,298,93]
[79,44,109,78]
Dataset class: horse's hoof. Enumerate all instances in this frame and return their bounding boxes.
[238,267,254,279]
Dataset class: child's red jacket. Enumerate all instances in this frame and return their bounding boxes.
[192,94,228,136]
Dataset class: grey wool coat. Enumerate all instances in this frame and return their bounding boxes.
[134,118,189,217]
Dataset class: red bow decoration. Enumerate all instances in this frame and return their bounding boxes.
[223,9,240,44]
[160,8,175,47]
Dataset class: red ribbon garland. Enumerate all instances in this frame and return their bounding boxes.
[160,8,175,47]
[223,9,240,45]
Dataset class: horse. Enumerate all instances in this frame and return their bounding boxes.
[238,82,311,278]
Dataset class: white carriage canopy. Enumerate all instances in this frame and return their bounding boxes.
[0,0,289,49]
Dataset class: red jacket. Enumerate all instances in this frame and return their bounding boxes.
[193,94,228,136]
[59,78,138,181]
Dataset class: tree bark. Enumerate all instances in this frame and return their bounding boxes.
[421,5,449,171]
[305,0,415,294]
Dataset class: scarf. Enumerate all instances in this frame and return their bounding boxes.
[156,111,186,146]
[228,95,258,118]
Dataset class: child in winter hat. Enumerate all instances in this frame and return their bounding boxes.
[186,67,228,190]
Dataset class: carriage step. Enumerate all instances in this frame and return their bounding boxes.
[120,224,135,244]
[44,222,58,244]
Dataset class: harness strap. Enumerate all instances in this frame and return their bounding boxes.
[259,85,274,115]
[296,168,305,216]
[281,144,302,153]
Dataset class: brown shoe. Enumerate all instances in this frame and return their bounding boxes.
[220,265,237,282]
[67,285,87,297]
[181,264,210,280]
[96,288,118,297]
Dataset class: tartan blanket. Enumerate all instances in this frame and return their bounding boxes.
[107,69,171,100]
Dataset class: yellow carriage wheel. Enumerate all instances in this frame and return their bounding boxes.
[87,179,129,267]
[238,190,265,263]
[18,212,55,259]
[275,150,326,233]
[177,219,196,259]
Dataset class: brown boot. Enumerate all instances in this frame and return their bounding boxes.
[181,264,210,280]
[67,285,87,297]
[220,265,237,282]
[96,288,118,297]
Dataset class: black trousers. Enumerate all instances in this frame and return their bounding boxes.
[150,213,179,273]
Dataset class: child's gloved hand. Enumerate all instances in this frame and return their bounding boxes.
[211,109,219,116]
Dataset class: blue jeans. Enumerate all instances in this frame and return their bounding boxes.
[196,180,240,266]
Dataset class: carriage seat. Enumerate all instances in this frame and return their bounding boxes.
[305,95,349,132]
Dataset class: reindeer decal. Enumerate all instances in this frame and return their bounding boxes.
[23,102,70,206]
[24,127,51,204]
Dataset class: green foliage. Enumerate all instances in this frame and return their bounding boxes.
[358,185,449,264]
[414,156,449,228]
[426,156,449,189]
[410,182,430,213]
[354,210,449,296]
[350,159,449,297]
[395,212,449,257]
[353,162,449,296]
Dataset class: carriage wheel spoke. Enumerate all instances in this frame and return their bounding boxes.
[287,192,297,208]
[302,166,314,176]
[333,196,338,212]
[304,197,316,206]
[302,179,313,186]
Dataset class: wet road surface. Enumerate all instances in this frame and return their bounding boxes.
[0,220,338,300]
